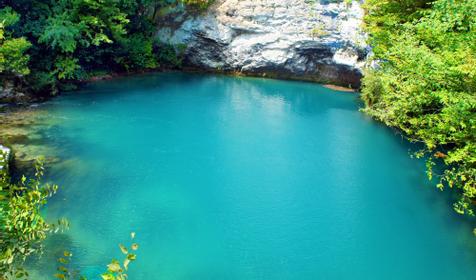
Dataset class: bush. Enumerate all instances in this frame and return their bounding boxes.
[0,157,67,278]
[362,0,476,218]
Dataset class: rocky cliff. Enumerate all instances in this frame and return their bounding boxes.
[158,0,368,88]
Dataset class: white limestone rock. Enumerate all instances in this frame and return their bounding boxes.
[158,0,368,87]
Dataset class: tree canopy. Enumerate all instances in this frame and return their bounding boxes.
[0,0,213,94]
[0,7,31,76]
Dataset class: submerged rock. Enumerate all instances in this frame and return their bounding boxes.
[0,107,61,174]
[158,0,368,88]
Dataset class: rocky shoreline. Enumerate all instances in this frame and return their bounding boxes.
[0,105,62,176]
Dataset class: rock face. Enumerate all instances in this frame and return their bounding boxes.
[0,77,30,103]
[158,0,368,88]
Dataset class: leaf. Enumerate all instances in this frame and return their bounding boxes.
[107,261,122,273]
[15,271,24,278]
[54,274,66,279]
[119,244,128,254]
[130,232,136,239]
[126,253,136,261]
[101,273,115,280]
[123,258,130,270]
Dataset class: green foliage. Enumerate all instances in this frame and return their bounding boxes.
[115,34,158,71]
[35,0,130,80]
[39,0,130,51]
[309,25,328,39]
[0,154,140,279]
[53,233,139,280]
[26,71,58,96]
[39,14,81,53]
[54,56,82,80]
[0,6,19,27]
[156,42,187,68]
[0,0,207,94]
[0,156,68,279]
[362,0,476,219]
[0,34,31,76]
[0,7,31,76]
[181,0,214,10]
[101,233,139,280]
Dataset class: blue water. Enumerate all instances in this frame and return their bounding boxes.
[30,73,476,279]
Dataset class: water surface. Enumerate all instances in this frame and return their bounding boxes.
[30,73,476,279]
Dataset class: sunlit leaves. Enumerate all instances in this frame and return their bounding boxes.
[181,0,214,10]
[53,232,139,280]
[39,14,81,53]
[54,251,82,280]
[102,233,139,279]
[0,7,31,76]
[0,35,31,75]
[0,158,67,277]
[119,244,128,255]
[362,0,476,225]
[33,0,130,80]
[107,261,122,273]
[38,0,129,54]
[54,56,81,80]
[0,7,19,27]
[1,0,198,88]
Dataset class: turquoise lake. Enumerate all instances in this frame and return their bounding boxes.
[29,73,476,279]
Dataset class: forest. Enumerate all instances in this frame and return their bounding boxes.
[0,0,211,97]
